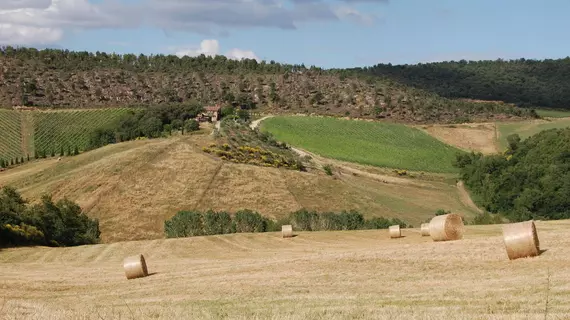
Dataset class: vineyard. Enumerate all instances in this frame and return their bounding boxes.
[0,108,132,165]
[33,108,132,155]
[0,109,22,161]
[261,116,464,173]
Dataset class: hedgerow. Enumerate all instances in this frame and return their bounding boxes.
[164,208,410,238]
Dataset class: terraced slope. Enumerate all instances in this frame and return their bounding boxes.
[0,220,568,319]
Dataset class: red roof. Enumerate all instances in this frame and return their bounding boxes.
[205,105,221,112]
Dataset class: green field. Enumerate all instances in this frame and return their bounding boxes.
[498,117,570,149]
[261,116,464,173]
[33,108,131,154]
[536,109,570,118]
[0,109,22,161]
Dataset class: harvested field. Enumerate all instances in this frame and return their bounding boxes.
[1,220,569,319]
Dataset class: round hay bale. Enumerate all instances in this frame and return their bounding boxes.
[429,213,464,241]
[420,223,430,236]
[502,220,540,260]
[389,225,401,238]
[282,225,293,238]
[123,254,148,280]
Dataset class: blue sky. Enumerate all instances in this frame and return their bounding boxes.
[1,0,568,68]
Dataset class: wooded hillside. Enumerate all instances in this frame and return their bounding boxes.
[0,47,534,124]
[355,58,570,109]
[456,128,570,221]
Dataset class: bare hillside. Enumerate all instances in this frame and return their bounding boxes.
[0,221,568,319]
[0,133,477,242]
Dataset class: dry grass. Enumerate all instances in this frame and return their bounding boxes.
[0,134,479,242]
[1,220,569,319]
[420,123,500,154]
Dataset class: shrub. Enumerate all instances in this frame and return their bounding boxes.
[164,211,204,238]
[338,210,365,230]
[185,119,200,132]
[203,210,234,235]
[234,209,269,233]
[323,164,333,176]
[435,209,450,216]
[471,211,504,225]
[290,209,320,231]
[0,223,45,246]
[25,195,100,246]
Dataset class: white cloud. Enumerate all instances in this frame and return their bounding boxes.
[0,23,62,45]
[175,39,220,57]
[174,39,259,61]
[0,0,382,46]
[226,48,259,61]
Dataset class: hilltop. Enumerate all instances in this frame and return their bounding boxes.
[1,221,569,319]
[0,130,479,243]
[354,58,570,109]
[0,47,534,124]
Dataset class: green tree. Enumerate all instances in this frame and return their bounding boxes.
[184,119,200,132]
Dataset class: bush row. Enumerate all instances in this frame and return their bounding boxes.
[0,186,100,247]
[164,208,410,238]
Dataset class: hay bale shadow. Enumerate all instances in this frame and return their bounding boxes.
[147,272,159,277]
[539,249,548,255]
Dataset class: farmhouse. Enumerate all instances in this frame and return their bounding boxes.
[197,104,221,122]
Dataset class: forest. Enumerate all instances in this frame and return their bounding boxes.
[0,46,534,124]
[354,58,570,109]
[455,128,570,222]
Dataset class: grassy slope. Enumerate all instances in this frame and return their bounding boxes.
[0,133,478,243]
[1,220,569,319]
[497,117,570,149]
[261,116,464,173]
[0,109,22,160]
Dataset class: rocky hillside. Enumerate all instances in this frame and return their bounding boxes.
[0,47,536,123]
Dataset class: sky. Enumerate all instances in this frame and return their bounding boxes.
[0,0,569,68]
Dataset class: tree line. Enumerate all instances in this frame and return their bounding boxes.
[353,58,570,109]
[164,208,411,238]
[0,186,100,247]
[0,46,320,75]
[455,128,570,222]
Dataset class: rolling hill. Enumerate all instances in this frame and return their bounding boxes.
[355,58,570,109]
[0,47,534,124]
[0,130,479,243]
[0,220,569,319]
